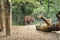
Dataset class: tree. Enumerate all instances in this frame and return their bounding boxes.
[0,0,4,32]
[4,0,12,35]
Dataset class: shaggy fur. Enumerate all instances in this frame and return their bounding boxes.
[24,15,34,25]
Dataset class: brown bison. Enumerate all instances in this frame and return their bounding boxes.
[24,15,34,25]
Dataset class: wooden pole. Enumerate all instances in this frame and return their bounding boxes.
[0,0,4,32]
[4,0,12,35]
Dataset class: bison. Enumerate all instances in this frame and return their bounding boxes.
[24,15,34,25]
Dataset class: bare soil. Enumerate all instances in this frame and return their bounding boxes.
[0,25,60,40]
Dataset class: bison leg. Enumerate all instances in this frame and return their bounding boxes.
[24,21,30,25]
[24,22,28,25]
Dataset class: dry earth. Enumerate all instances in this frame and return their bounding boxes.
[0,25,60,40]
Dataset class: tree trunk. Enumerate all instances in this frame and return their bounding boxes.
[0,0,4,32]
[4,0,12,35]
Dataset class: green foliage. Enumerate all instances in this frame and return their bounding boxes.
[12,0,60,25]
[32,6,47,19]
[12,1,36,25]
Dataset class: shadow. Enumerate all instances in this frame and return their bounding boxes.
[0,35,11,38]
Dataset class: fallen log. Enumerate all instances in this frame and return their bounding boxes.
[36,13,60,32]
[36,23,60,32]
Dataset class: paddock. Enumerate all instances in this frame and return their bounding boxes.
[0,25,60,40]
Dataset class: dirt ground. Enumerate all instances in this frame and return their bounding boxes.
[0,25,60,40]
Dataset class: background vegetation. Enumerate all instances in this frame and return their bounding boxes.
[12,0,60,25]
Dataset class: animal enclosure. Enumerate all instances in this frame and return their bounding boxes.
[0,0,60,40]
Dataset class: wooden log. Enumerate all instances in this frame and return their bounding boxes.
[40,16,51,25]
[36,13,60,32]
[36,16,52,32]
